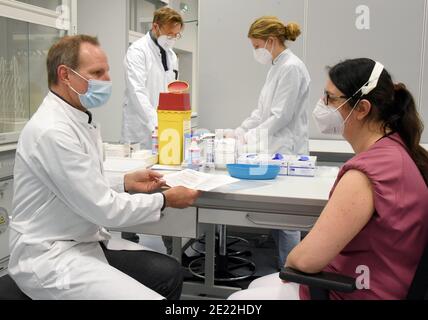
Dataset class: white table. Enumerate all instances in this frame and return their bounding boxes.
[116,167,339,299]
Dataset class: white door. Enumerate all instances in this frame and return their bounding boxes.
[0,179,13,264]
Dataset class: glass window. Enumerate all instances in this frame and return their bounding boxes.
[16,0,62,11]
[0,17,29,136]
[28,24,62,115]
[129,0,166,34]
[0,16,61,138]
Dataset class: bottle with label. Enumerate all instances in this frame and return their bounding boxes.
[189,137,201,170]
[203,134,216,172]
[183,132,192,164]
[151,126,158,155]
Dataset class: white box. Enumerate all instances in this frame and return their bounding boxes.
[287,156,317,177]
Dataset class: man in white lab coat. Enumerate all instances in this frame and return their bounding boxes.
[121,7,182,148]
[121,6,183,246]
[8,35,199,300]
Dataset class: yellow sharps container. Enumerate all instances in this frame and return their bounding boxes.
[157,82,192,165]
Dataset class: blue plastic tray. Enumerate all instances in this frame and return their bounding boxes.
[227,164,281,180]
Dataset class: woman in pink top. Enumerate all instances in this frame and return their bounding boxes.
[229,58,428,300]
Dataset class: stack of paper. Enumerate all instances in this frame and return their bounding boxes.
[164,169,239,192]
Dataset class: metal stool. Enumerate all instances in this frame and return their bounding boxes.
[188,225,256,282]
[190,233,252,257]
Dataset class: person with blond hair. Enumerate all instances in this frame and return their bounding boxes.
[121,7,183,149]
[235,16,311,269]
[121,7,184,244]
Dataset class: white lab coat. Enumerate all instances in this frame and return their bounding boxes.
[237,49,311,155]
[8,92,166,300]
[121,32,178,148]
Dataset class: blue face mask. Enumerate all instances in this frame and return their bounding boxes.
[68,68,112,109]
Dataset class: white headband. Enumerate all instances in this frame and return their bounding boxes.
[360,61,385,96]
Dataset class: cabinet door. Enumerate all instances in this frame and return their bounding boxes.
[0,179,13,263]
[306,0,426,140]
[198,0,305,130]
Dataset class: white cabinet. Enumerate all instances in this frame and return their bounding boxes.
[0,178,13,268]
[113,207,199,238]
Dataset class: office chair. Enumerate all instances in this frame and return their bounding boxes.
[188,225,256,282]
[280,242,428,300]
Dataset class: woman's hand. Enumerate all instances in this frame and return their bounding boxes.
[124,170,166,194]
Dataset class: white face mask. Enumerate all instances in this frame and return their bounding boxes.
[312,98,358,135]
[312,61,385,136]
[253,40,274,65]
[158,35,176,50]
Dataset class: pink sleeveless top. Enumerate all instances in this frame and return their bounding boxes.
[300,133,428,300]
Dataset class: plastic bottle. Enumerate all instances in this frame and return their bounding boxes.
[183,132,192,164]
[189,137,201,169]
[203,135,215,172]
[151,126,158,155]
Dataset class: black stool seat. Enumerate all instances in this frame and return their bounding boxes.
[0,275,31,300]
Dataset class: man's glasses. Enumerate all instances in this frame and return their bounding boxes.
[165,33,182,40]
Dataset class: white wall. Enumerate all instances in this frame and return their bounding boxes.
[171,0,199,112]
[305,0,426,141]
[198,0,428,143]
[77,0,129,143]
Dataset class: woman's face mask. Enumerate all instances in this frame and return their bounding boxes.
[312,97,359,136]
[313,61,385,136]
[68,68,112,109]
[253,39,274,65]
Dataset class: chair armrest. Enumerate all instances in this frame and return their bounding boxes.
[279,267,357,293]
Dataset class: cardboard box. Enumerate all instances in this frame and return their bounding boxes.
[287,155,317,177]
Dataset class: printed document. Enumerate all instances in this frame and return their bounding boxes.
[164,169,239,191]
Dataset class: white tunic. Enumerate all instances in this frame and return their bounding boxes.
[121,32,178,148]
[238,49,311,155]
[8,92,165,300]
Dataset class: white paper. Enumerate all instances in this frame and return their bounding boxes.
[164,169,239,191]
[151,164,183,171]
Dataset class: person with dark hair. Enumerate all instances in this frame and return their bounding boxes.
[229,58,428,300]
[9,35,199,300]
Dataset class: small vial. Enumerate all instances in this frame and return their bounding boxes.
[189,137,201,170]
[151,127,158,155]
[203,136,215,172]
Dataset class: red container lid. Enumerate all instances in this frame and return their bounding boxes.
[158,92,191,111]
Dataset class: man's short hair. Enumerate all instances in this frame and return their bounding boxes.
[153,7,183,27]
[47,35,100,87]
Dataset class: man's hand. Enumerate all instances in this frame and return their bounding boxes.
[163,186,201,209]
[124,170,166,194]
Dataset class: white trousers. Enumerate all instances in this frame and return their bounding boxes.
[228,273,301,300]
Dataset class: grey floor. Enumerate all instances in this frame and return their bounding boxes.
[111,231,280,291]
